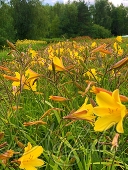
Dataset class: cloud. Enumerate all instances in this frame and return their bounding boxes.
[43,0,128,6]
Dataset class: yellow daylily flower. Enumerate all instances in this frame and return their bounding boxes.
[116,36,122,43]
[18,142,44,170]
[28,48,38,58]
[118,48,123,56]
[48,57,66,71]
[85,69,100,81]
[4,69,40,93]
[94,89,127,133]
[113,42,123,56]
[91,42,97,48]
[86,69,97,79]
[64,98,95,122]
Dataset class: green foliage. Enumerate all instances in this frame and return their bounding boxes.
[0,3,16,49]
[90,24,111,38]
[0,49,12,61]
[94,0,113,30]
[111,5,128,36]
[74,0,92,36]
[59,2,78,38]
[16,40,47,52]
[49,15,61,38]
[0,37,128,169]
[0,0,128,47]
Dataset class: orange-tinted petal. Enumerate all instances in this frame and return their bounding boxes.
[49,95,68,101]
[3,75,19,81]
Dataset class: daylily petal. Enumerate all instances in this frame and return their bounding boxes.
[15,72,20,80]
[120,105,127,119]
[93,107,113,117]
[116,119,124,133]
[96,91,119,107]
[116,105,127,133]
[54,65,66,71]
[24,80,37,91]
[64,98,94,122]
[23,158,44,167]
[49,57,66,71]
[70,109,95,120]
[24,142,32,152]
[112,89,121,103]
[19,146,43,162]
[74,98,90,113]
[53,57,65,68]
[94,116,118,131]
[19,164,37,170]
[25,69,40,79]
[12,81,20,87]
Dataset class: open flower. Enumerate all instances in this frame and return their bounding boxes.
[28,48,38,58]
[18,142,44,170]
[64,98,95,123]
[91,42,97,48]
[85,69,100,81]
[48,57,66,71]
[4,69,40,92]
[94,89,127,133]
[113,42,123,56]
[116,36,122,43]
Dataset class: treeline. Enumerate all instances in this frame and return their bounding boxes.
[0,0,128,47]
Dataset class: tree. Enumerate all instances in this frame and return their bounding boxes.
[50,15,61,38]
[10,0,48,40]
[93,0,113,30]
[0,3,16,48]
[111,5,128,35]
[90,24,111,38]
[74,0,92,36]
[59,2,78,37]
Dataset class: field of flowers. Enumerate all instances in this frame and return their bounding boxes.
[0,36,128,170]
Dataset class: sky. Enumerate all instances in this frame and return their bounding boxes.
[43,0,128,6]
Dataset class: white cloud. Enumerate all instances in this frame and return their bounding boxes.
[109,0,122,6]
[44,0,128,6]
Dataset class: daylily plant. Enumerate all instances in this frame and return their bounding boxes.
[94,89,127,133]
[18,142,44,170]
[64,98,95,123]
[48,56,66,71]
[4,69,40,93]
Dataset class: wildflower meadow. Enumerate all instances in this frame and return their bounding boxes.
[0,36,128,170]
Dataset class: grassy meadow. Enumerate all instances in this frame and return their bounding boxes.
[0,36,128,170]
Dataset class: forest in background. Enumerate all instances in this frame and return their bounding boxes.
[0,0,128,48]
